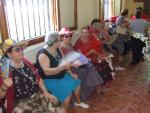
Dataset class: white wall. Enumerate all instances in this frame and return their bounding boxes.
[77,0,99,29]
[122,0,144,17]
[59,0,74,27]
[59,0,99,29]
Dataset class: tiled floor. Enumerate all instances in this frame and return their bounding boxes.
[70,54,150,113]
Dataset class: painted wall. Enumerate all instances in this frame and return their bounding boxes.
[122,0,144,17]
[114,0,121,16]
[59,0,74,27]
[77,0,99,29]
[59,0,99,29]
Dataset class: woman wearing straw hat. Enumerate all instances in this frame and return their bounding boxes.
[0,39,64,113]
[36,31,89,113]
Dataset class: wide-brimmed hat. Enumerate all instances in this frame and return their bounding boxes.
[59,27,74,36]
[0,39,28,57]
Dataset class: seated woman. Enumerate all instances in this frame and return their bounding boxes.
[0,39,62,113]
[90,18,125,71]
[74,28,113,85]
[59,27,104,99]
[36,31,89,112]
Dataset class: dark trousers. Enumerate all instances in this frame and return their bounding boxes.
[122,36,131,55]
[131,37,144,63]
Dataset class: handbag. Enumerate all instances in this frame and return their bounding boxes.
[116,25,127,35]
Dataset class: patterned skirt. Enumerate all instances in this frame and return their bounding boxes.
[13,92,59,113]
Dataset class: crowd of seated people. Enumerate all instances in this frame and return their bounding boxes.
[0,6,150,113]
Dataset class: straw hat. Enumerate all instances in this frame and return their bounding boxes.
[0,39,28,57]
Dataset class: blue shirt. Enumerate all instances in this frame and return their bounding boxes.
[129,19,150,33]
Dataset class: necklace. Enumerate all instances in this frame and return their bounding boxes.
[13,67,37,84]
[47,48,60,62]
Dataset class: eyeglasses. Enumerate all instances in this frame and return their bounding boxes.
[12,47,24,52]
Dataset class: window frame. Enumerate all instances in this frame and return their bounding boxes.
[0,0,78,45]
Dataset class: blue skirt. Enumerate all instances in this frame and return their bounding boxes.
[43,73,81,102]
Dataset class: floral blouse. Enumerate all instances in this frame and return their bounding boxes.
[11,64,39,100]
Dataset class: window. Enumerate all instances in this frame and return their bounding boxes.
[103,0,109,19]
[4,0,51,41]
[103,0,115,19]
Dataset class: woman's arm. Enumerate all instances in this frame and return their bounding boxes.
[38,53,70,76]
[38,78,58,103]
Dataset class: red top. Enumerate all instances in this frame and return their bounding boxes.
[74,34,102,63]
[60,44,74,55]
[0,58,41,113]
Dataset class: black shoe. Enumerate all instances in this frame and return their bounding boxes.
[130,61,139,65]
[140,57,145,61]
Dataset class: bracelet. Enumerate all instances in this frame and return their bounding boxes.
[1,85,7,92]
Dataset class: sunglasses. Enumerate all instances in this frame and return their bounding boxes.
[64,35,72,38]
[12,47,24,52]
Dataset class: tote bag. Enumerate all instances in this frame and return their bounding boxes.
[116,25,127,35]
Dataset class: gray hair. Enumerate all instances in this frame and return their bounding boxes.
[45,31,59,46]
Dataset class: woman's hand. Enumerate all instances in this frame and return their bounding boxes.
[87,49,97,56]
[2,77,13,90]
[71,73,78,80]
[59,62,72,71]
[43,91,58,104]
[72,60,82,67]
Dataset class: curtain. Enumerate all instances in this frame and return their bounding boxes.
[50,0,60,31]
[108,0,115,17]
[101,0,115,19]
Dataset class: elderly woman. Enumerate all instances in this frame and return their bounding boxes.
[59,27,104,99]
[0,39,62,113]
[74,28,113,86]
[36,31,89,113]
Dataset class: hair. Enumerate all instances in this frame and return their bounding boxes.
[135,10,142,19]
[136,7,143,11]
[121,8,129,16]
[5,47,13,58]
[91,19,100,26]
[45,31,59,46]
[81,27,89,32]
